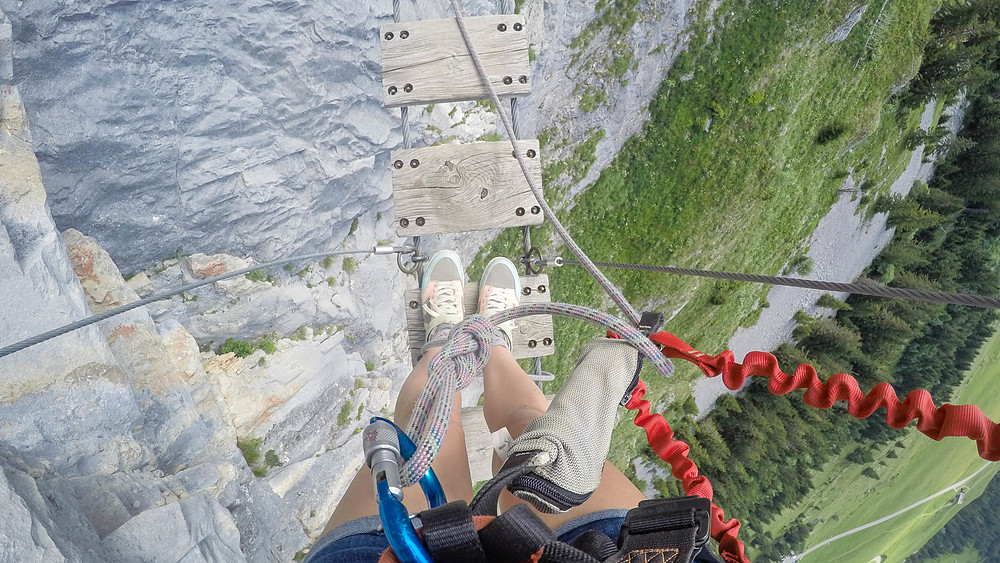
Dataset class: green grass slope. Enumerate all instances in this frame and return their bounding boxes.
[762,326,1000,562]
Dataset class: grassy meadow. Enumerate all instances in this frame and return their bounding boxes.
[761,326,1000,562]
[472,0,946,471]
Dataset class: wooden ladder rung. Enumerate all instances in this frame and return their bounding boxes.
[380,15,532,107]
[405,275,555,365]
[391,141,543,236]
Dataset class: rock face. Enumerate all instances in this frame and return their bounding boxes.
[0,0,495,269]
[0,0,708,559]
[0,0,700,272]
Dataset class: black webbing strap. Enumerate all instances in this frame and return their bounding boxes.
[613,496,712,563]
[419,501,488,563]
[568,530,617,561]
[470,451,536,516]
[479,504,557,563]
[538,541,602,563]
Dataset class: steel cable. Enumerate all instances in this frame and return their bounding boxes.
[561,260,1000,310]
[0,248,378,360]
[447,0,642,326]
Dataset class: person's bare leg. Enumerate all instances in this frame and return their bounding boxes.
[482,345,646,529]
[322,347,473,535]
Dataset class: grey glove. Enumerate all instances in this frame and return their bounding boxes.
[505,338,640,513]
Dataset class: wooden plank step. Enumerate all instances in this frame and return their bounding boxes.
[405,274,554,365]
[391,141,543,237]
[380,15,531,107]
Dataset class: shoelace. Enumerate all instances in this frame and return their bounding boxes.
[481,286,518,315]
[423,280,462,319]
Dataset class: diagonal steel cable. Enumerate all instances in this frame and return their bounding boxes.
[561,260,1000,310]
[447,0,641,326]
[0,248,380,360]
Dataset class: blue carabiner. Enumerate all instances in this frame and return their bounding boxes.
[377,479,432,563]
[371,417,447,508]
[369,417,446,563]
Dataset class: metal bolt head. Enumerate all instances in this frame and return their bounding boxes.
[393,160,404,169]
[384,31,394,40]
[527,339,537,349]
[410,159,419,168]
[530,205,541,215]
[515,207,525,216]
[400,30,409,39]
[513,23,523,31]
[388,86,398,95]
[537,285,546,293]
[415,217,425,227]
[409,300,419,309]
[527,149,536,158]
[542,337,553,346]
[519,75,528,84]
[403,83,413,93]
[522,287,532,296]
[498,23,507,31]
[503,76,513,85]
[400,218,409,228]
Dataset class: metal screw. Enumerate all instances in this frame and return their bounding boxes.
[513,23,523,31]
[393,160,403,169]
[527,339,537,349]
[503,76,513,85]
[415,217,425,226]
[403,83,413,93]
[388,86,398,95]
[410,159,419,168]
[409,300,419,309]
[530,205,541,215]
[481,188,489,199]
[522,287,532,296]
[384,31,394,40]
[515,207,525,216]
[537,285,546,293]
[498,23,507,31]
[400,30,409,39]
[519,75,528,84]
[527,149,536,158]
[400,218,409,228]
[542,337,553,346]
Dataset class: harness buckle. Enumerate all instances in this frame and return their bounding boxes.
[637,311,665,335]
[616,496,713,563]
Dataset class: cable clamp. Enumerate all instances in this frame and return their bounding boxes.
[396,239,427,275]
[518,246,545,275]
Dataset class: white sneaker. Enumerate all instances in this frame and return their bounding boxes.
[420,250,465,345]
[478,257,521,349]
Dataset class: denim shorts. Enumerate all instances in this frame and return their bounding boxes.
[304,509,630,563]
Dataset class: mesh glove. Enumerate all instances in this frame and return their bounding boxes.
[505,338,640,513]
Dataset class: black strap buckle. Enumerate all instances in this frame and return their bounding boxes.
[616,496,712,563]
[637,311,665,335]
